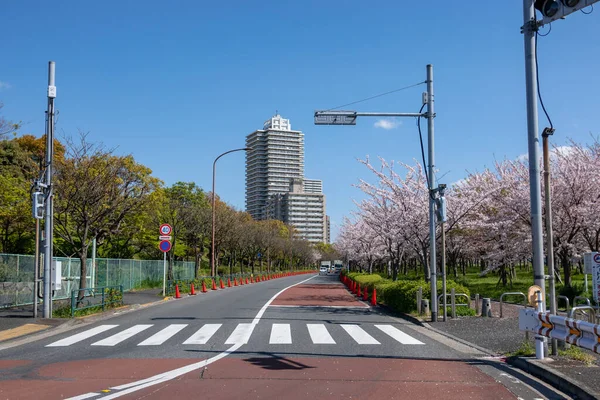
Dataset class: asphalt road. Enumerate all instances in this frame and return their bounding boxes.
[0,274,572,400]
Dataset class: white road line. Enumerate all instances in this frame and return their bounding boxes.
[224,323,254,344]
[91,274,317,399]
[269,324,292,344]
[137,324,187,346]
[307,324,336,344]
[46,325,118,347]
[91,325,153,346]
[375,324,424,345]
[66,393,100,400]
[341,324,380,344]
[182,324,222,345]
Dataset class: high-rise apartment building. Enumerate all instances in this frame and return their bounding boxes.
[245,115,328,243]
[245,115,304,221]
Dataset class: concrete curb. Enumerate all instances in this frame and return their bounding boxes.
[508,356,598,400]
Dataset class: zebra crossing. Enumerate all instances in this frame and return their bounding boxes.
[45,322,424,348]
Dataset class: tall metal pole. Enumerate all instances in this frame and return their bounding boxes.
[543,132,557,355]
[522,2,546,301]
[43,61,56,319]
[211,147,252,277]
[441,221,447,322]
[427,64,438,322]
[211,160,217,277]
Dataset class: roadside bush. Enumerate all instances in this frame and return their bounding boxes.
[344,272,470,314]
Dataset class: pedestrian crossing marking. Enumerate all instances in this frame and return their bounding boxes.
[307,324,336,344]
[91,325,153,346]
[269,323,292,344]
[182,324,222,345]
[138,324,187,346]
[45,323,425,348]
[375,324,424,345]
[225,323,255,345]
[46,325,118,347]
[341,324,380,344]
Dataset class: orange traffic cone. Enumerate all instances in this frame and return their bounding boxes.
[175,284,181,299]
[227,277,232,287]
[190,283,196,295]
[212,279,217,290]
[234,278,238,286]
[371,288,377,306]
[201,281,207,293]
[240,277,244,285]
[220,279,225,289]
[246,277,249,284]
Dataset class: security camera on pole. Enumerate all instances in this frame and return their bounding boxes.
[159,223,172,296]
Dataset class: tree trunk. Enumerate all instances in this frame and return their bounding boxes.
[561,252,572,287]
[77,250,89,306]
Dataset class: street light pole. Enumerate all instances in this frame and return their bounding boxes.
[211,147,252,277]
[426,64,438,322]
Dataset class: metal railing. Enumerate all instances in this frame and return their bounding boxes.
[573,296,591,308]
[70,285,123,317]
[569,305,598,324]
[438,290,470,319]
[499,292,527,318]
[557,295,571,313]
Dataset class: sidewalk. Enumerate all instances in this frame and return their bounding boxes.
[0,289,165,344]
[425,300,600,400]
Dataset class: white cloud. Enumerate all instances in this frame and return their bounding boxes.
[516,145,578,163]
[374,118,401,130]
[0,81,11,91]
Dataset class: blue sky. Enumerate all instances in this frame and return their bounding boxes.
[1,1,599,240]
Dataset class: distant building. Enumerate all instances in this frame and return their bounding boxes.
[303,179,323,194]
[245,115,304,221]
[245,115,328,243]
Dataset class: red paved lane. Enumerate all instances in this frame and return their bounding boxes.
[125,357,517,400]
[271,283,366,307]
[0,358,197,399]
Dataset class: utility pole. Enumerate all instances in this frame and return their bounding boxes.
[43,61,56,319]
[426,64,438,322]
[542,129,557,355]
[522,2,546,302]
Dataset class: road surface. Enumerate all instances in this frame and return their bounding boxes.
[0,274,569,399]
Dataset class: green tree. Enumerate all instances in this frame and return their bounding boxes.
[53,135,160,301]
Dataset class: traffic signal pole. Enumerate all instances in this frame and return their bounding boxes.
[43,61,56,319]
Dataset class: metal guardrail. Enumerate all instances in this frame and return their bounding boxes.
[437,293,470,306]
[70,285,123,317]
[499,292,527,318]
[438,291,470,319]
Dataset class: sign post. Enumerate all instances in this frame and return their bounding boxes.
[585,252,600,303]
[159,224,172,296]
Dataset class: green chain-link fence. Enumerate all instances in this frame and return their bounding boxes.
[0,253,195,308]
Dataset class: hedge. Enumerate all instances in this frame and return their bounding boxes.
[344,272,470,314]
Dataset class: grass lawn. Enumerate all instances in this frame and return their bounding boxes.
[451,266,588,304]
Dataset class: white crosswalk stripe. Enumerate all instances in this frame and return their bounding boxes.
[341,324,380,344]
[44,322,425,348]
[375,324,424,345]
[138,324,187,346]
[91,325,153,346]
[269,323,292,344]
[183,324,222,345]
[307,323,336,344]
[46,325,118,347]
[225,323,255,345]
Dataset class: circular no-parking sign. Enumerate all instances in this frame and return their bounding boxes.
[594,253,600,264]
[159,240,172,253]
[159,223,172,236]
